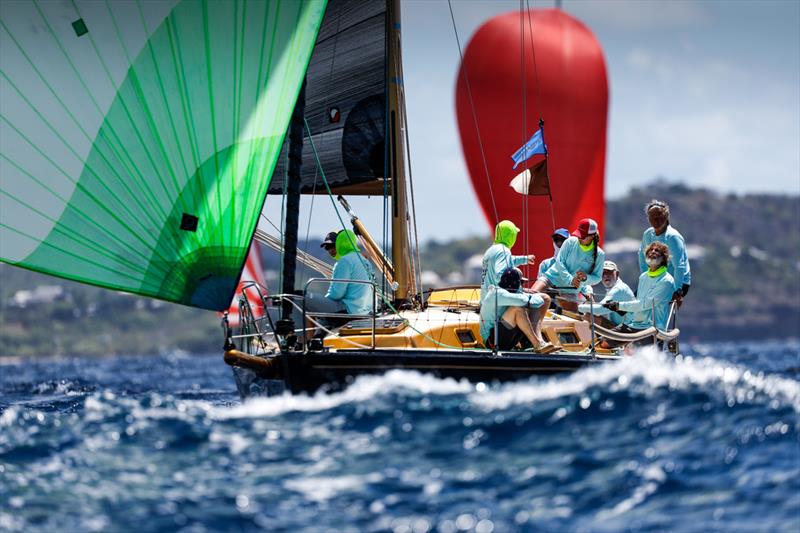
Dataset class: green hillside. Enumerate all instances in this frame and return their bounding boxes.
[1,181,798,356]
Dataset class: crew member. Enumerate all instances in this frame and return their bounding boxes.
[638,199,691,303]
[480,267,556,353]
[320,231,338,258]
[481,220,535,295]
[305,230,374,337]
[531,218,605,307]
[537,228,570,279]
[577,260,635,327]
[601,242,675,348]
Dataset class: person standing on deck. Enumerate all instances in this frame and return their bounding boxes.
[639,200,691,304]
[601,242,675,348]
[531,218,605,303]
[537,228,570,279]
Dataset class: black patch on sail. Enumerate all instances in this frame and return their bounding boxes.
[180,213,198,232]
[72,19,88,37]
[343,94,385,179]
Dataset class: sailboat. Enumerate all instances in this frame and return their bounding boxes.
[0,0,680,398]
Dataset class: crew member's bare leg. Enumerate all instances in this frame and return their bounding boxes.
[529,293,551,341]
[530,279,549,293]
[502,306,545,347]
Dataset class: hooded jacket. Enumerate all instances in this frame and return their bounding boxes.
[326,230,374,315]
[481,221,528,296]
[542,236,605,294]
[638,225,691,290]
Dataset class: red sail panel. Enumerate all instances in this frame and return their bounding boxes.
[221,245,267,327]
[456,8,608,274]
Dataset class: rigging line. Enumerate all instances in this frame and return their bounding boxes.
[520,0,529,259]
[446,0,499,226]
[399,69,424,300]
[524,0,556,233]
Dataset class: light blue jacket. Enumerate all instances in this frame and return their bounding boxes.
[577,278,635,326]
[537,256,555,279]
[326,253,374,315]
[481,243,528,295]
[543,236,605,295]
[638,225,691,290]
[618,269,675,330]
[479,285,544,342]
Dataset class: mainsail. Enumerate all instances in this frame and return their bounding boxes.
[0,0,327,311]
[268,0,387,195]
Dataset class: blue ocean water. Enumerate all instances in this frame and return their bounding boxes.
[1,341,798,532]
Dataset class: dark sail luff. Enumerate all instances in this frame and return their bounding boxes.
[269,0,387,195]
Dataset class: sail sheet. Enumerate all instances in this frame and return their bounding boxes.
[268,0,387,195]
[0,0,327,311]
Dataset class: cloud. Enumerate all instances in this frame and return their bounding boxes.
[572,0,708,30]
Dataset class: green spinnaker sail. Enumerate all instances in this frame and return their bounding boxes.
[0,0,327,311]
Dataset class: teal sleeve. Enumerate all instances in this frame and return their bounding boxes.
[326,259,350,301]
[547,239,576,287]
[512,255,528,267]
[638,231,649,273]
[618,278,672,313]
[670,234,690,288]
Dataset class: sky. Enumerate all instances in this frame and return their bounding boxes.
[262,0,800,243]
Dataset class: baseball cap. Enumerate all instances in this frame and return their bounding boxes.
[572,218,599,239]
[552,228,570,240]
[603,260,618,272]
[320,231,338,248]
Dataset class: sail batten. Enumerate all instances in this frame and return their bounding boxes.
[1,0,328,311]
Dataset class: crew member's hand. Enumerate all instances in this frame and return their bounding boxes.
[570,276,582,288]
[575,271,588,282]
[671,290,684,309]
[603,301,619,312]
[526,254,536,265]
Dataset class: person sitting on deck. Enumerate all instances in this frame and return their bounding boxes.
[600,242,675,349]
[481,220,552,345]
[639,199,691,305]
[537,228,570,279]
[305,230,374,337]
[531,218,605,310]
[480,267,556,353]
[577,260,635,328]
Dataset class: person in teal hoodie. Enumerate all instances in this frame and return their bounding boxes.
[577,260,635,327]
[305,230,374,336]
[537,228,570,279]
[532,218,605,301]
[480,267,556,353]
[480,220,535,294]
[601,242,675,348]
[638,199,691,303]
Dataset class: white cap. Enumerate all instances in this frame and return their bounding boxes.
[603,260,618,272]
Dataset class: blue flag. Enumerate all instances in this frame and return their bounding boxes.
[511,129,547,169]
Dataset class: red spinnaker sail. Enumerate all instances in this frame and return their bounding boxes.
[456,8,608,272]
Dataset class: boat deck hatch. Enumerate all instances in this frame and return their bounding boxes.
[557,330,580,345]
[455,329,477,346]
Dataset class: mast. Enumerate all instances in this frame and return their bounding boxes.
[387,0,417,303]
[281,81,306,325]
